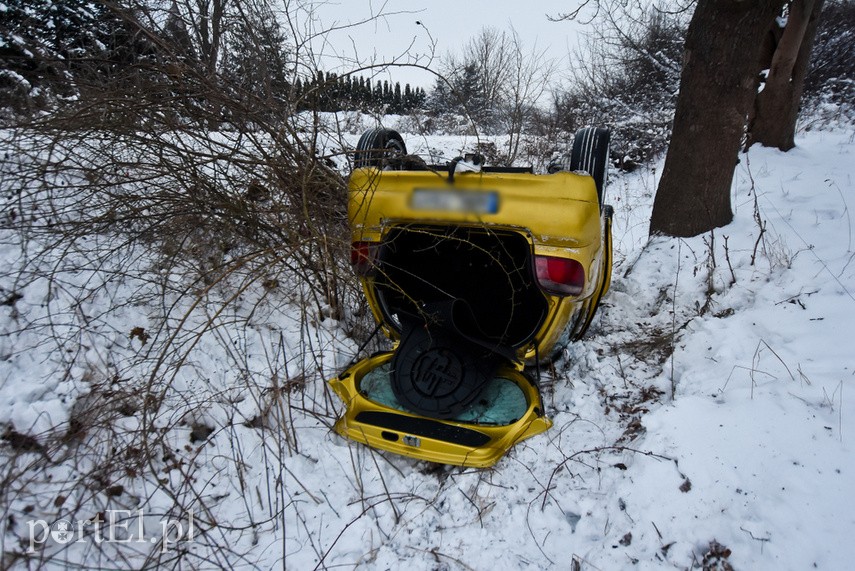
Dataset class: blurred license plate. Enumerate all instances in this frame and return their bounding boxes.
[410,189,499,214]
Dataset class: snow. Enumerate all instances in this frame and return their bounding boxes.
[1,123,854,569]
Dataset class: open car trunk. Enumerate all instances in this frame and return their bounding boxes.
[330,223,555,468]
[356,224,548,421]
[374,224,549,351]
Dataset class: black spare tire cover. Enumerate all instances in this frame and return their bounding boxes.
[391,313,502,420]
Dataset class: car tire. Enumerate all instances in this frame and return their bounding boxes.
[569,127,611,205]
[353,127,407,169]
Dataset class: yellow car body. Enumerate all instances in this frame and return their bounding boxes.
[329,141,612,468]
[347,167,613,360]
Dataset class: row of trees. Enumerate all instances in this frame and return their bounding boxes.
[295,72,427,114]
[0,0,426,121]
[1,0,852,238]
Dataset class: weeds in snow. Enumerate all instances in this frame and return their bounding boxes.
[0,90,378,566]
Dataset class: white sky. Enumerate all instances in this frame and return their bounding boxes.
[304,0,589,89]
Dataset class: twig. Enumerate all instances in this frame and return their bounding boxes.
[670,240,681,399]
[722,235,736,286]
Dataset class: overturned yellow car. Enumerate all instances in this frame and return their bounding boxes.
[329,127,613,468]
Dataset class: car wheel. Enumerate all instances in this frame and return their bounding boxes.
[353,127,407,169]
[569,127,611,205]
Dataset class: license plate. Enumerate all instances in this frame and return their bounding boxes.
[410,189,499,214]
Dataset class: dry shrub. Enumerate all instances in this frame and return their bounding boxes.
[0,5,385,567]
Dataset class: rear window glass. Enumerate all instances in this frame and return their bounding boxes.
[359,363,528,426]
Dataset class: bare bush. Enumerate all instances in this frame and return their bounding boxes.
[553,2,686,170]
[0,2,395,568]
[425,27,556,165]
[801,0,855,126]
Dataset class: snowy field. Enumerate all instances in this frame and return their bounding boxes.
[1,122,854,570]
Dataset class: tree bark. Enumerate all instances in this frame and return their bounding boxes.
[747,0,825,151]
[649,0,786,238]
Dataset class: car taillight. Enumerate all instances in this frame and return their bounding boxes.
[535,255,585,296]
[351,241,378,276]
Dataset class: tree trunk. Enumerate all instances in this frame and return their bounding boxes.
[748,0,825,150]
[650,0,786,238]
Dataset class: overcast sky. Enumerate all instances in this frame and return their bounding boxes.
[304,0,589,89]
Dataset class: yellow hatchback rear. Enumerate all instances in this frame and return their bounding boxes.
[329,127,613,467]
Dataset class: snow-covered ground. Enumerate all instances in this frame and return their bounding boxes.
[1,124,853,570]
